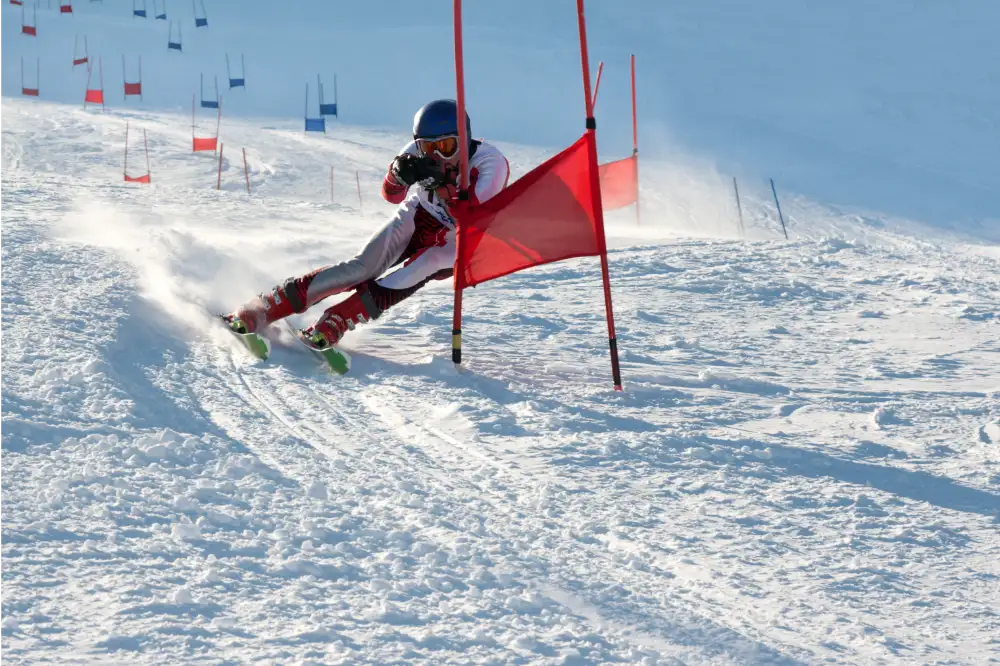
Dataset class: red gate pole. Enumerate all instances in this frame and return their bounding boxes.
[143,128,150,182]
[191,93,196,150]
[630,53,639,226]
[451,0,470,365]
[591,60,603,108]
[99,57,104,110]
[83,57,92,107]
[577,0,622,391]
[216,143,224,189]
[243,148,250,195]
[123,120,130,180]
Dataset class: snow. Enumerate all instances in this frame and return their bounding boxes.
[4,0,1000,664]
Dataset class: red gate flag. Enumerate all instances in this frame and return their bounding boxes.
[448,0,621,390]
[598,155,637,210]
[455,132,603,289]
[84,57,105,109]
[192,137,217,152]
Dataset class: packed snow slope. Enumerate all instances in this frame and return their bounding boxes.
[3,95,1000,664]
[3,1,1000,664]
[3,0,999,230]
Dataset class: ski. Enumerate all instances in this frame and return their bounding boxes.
[284,320,351,375]
[219,315,270,361]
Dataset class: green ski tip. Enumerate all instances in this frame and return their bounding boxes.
[315,346,351,374]
[221,316,270,360]
[239,332,271,360]
[286,322,351,375]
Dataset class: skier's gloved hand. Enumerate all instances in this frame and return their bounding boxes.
[432,165,460,203]
[390,154,439,187]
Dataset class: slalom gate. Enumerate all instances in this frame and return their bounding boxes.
[192,93,221,152]
[123,121,152,183]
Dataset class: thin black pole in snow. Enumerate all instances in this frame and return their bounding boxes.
[770,177,789,239]
[733,176,745,238]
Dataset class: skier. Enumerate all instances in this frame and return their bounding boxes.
[224,99,510,349]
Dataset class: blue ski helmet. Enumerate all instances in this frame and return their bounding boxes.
[413,99,471,140]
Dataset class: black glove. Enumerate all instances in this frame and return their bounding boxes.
[390,154,440,187]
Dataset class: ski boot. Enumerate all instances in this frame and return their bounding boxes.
[303,289,379,349]
[229,280,304,334]
[296,289,379,374]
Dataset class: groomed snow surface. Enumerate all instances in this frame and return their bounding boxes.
[3,95,999,665]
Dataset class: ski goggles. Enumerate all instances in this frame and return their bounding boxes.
[416,135,460,159]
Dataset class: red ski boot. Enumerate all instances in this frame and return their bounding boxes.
[304,288,381,349]
[227,280,306,334]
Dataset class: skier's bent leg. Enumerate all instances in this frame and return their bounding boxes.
[305,243,455,348]
[230,202,418,332]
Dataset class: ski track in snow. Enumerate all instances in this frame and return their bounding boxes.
[3,99,1000,665]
